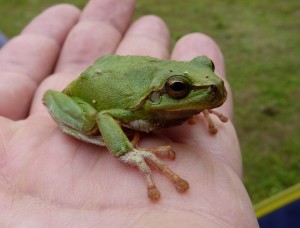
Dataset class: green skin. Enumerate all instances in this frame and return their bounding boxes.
[43,55,227,199]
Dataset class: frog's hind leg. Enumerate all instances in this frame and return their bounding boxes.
[43,90,104,146]
[58,122,105,146]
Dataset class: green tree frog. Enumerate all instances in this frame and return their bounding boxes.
[43,55,227,200]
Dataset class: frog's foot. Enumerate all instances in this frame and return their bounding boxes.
[188,109,228,134]
[119,148,189,201]
[131,132,176,160]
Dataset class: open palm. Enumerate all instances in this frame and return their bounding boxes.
[0,0,258,227]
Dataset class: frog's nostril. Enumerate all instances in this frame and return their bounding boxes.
[210,85,218,93]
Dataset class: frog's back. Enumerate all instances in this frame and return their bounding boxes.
[63,55,164,111]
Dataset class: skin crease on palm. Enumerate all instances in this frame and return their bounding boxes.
[0,0,259,227]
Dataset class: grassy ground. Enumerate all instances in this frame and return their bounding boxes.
[0,0,299,204]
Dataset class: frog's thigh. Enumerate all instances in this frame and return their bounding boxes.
[43,90,98,134]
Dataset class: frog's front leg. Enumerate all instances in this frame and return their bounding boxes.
[97,111,189,200]
[119,148,189,200]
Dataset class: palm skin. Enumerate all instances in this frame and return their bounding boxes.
[0,0,258,227]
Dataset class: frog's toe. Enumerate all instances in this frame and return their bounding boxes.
[131,132,176,160]
[188,109,228,134]
[175,178,189,192]
[148,185,161,201]
[119,149,188,200]
[202,109,228,134]
[145,145,176,160]
[119,149,161,200]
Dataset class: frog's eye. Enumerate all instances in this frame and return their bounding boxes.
[210,60,215,72]
[164,76,191,99]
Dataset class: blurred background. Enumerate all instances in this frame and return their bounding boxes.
[0,0,299,205]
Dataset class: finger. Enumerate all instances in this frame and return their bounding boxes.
[30,0,135,115]
[0,4,80,120]
[116,15,170,58]
[171,33,233,118]
[55,0,135,75]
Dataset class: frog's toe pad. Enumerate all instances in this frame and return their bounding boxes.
[148,186,161,201]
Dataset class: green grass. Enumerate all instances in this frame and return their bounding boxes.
[0,0,299,204]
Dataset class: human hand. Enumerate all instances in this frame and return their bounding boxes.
[0,0,258,227]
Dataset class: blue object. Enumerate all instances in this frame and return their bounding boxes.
[0,32,8,48]
[258,200,300,228]
[255,184,300,228]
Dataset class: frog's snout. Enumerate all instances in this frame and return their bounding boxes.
[210,80,227,106]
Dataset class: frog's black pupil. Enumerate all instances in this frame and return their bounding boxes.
[171,82,186,91]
